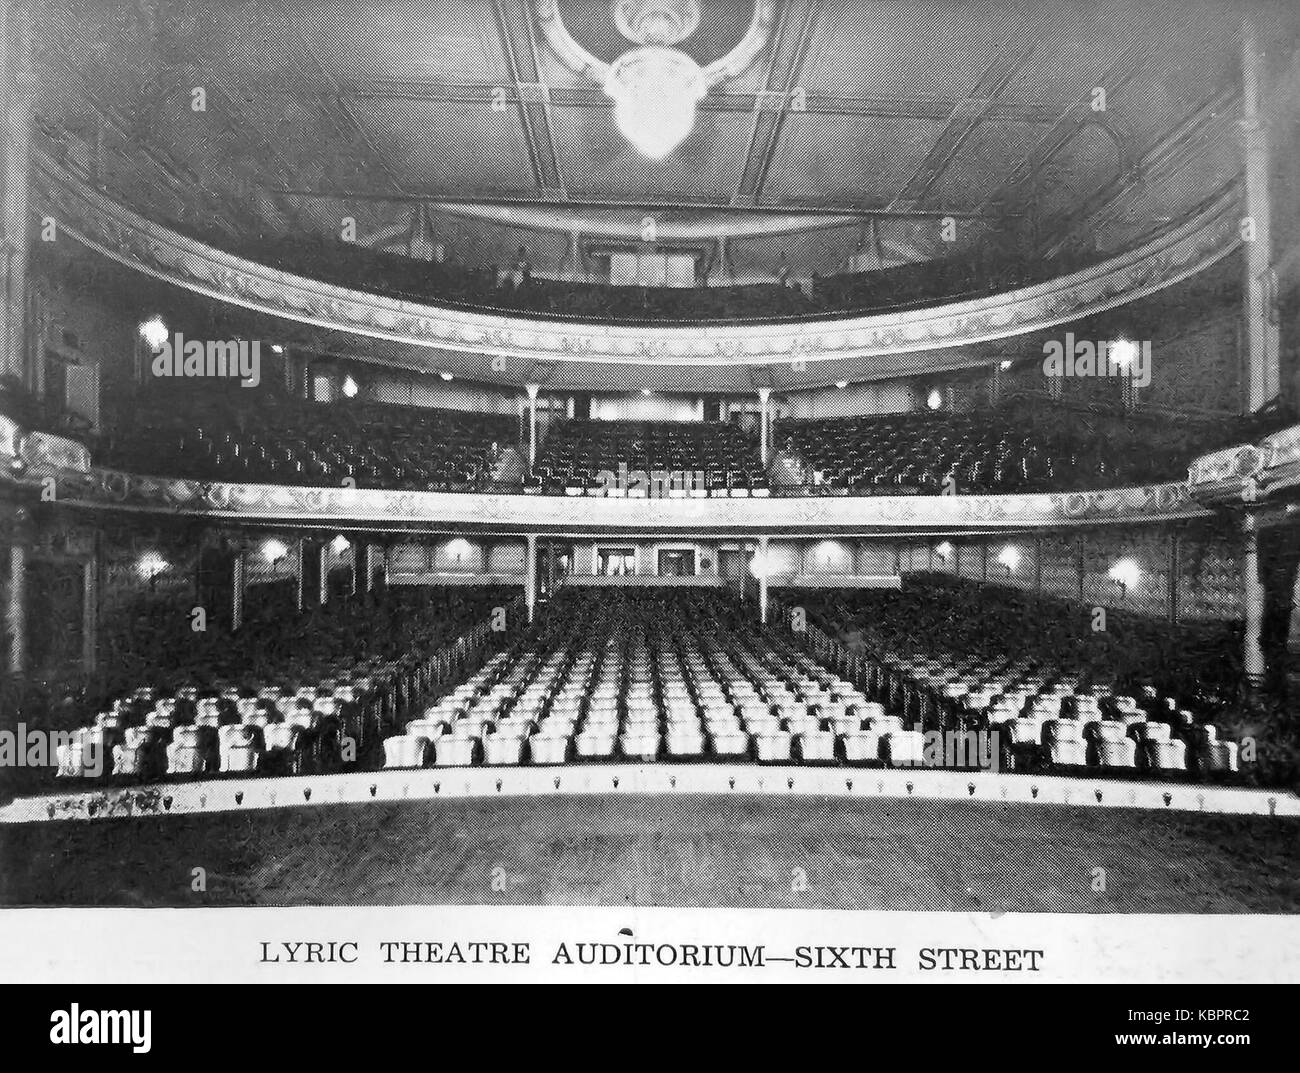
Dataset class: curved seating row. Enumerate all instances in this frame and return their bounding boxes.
[51,593,507,782]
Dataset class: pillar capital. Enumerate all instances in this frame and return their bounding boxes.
[525,383,540,400]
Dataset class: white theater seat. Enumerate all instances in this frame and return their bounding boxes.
[383,735,430,769]
[1006,717,1042,746]
[57,728,108,779]
[1095,737,1137,769]
[797,731,836,762]
[785,717,823,737]
[529,734,570,765]
[219,724,264,773]
[1041,718,1082,744]
[829,713,863,735]
[620,731,661,761]
[113,726,166,778]
[883,730,925,767]
[263,722,304,753]
[1047,739,1087,766]
[1143,738,1188,772]
[404,718,448,740]
[575,729,617,759]
[754,731,793,762]
[166,725,218,776]
[1201,739,1238,773]
[666,728,705,757]
[840,730,881,763]
[868,715,905,735]
[710,731,750,757]
[483,734,526,766]
[435,736,476,767]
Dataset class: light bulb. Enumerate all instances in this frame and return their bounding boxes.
[138,317,168,351]
[605,46,704,159]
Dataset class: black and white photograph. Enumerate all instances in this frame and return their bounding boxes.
[0,0,1298,1009]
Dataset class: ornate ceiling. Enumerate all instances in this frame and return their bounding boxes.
[33,0,1295,280]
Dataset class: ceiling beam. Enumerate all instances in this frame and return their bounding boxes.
[1034,86,1240,257]
[489,0,566,199]
[888,42,1036,211]
[296,42,411,198]
[37,43,246,236]
[731,0,823,208]
[247,76,1105,125]
[974,36,1156,216]
[268,186,1019,221]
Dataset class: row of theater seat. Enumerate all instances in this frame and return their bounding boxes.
[773,408,1300,496]
[531,419,768,496]
[384,592,932,769]
[795,581,1242,777]
[775,412,1164,494]
[104,390,519,491]
[377,588,1241,780]
[51,592,506,782]
[96,398,1260,500]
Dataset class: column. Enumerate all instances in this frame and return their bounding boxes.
[356,543,372,599]
[81,538,99,677]
[1243,512,1266,691]
[758,535,769,625]
[5,505,31,676]
[525,383,540,469]
[295,538,307,612]
[1167,532,1179,625]
[231,551,246,632]
[525,533,537,623]
[317,541,329,607]
[1242,17,1280,410]
[1,1,34,384]
[758,387,771,467]
[717,237,735,285]
[567,231,583,281]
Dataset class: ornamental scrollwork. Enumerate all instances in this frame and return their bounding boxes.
[33,150,1243,367]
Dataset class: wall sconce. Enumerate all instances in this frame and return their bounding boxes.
[138,316,168,351]
[261,539,289,565]
[136,552,168,586]
[996,545,1021,575]
[1108,558,1141,598]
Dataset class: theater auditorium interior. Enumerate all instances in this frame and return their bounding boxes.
[1,0,1299,912]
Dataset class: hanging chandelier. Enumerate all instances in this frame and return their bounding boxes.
[536,0,775,159]
[605,46,705,159]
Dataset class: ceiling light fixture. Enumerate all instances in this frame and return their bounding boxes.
[538,0,775,160]
[606,46,705,160]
